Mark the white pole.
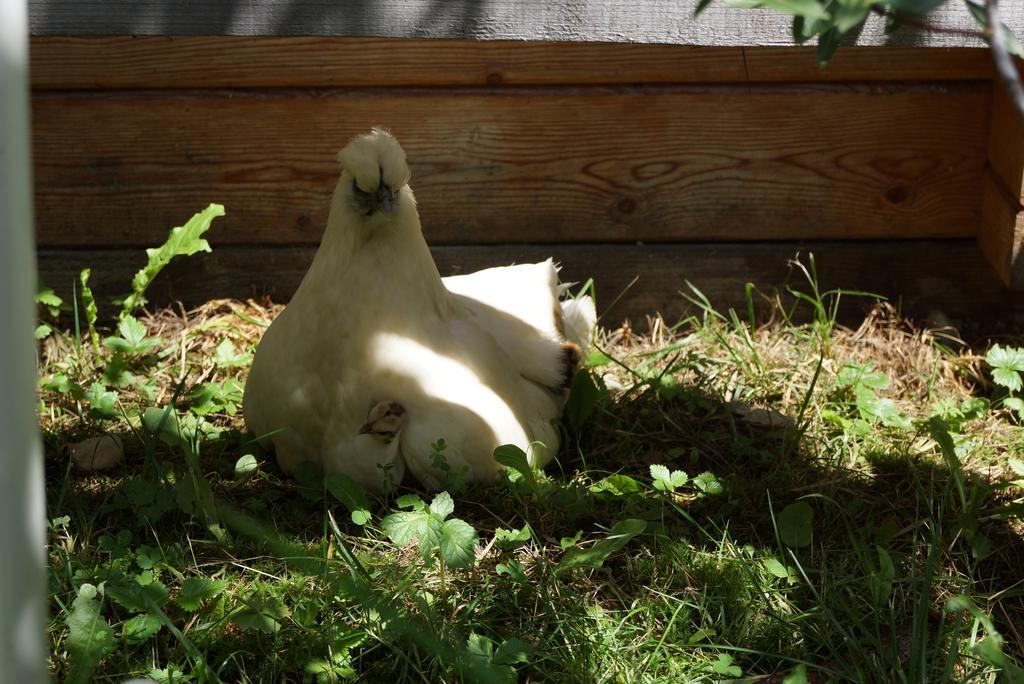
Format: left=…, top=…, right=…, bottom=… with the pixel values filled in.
left=0, top=0, right=47, bottom=682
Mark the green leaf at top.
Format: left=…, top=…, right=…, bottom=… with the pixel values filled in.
left=380, top=510, right=430, bottom=548
left=121, top=203, right=224, bottom=317
left=439, top=518, right=478, bottom=569
left=234, top=454, right=259, bottom=482
left=430, top=491, right=455, bottom=519
left=65, top=583, right=117, bottom=684
left=565, top=370, right=600, bottom=431
left=650, top=464, right=688, bottom=491
left=494, top=444, right=539, bottom=493
left=558, top=519, right=646, bottom=572
left=777, top=501, right=814, bottom=548
left=884, top=0, right=947, bottom=14
left=178, top=577, right=228, bottom=611
left=966, top=1, right=1024, bottom=58
left=987, top=345, right=1024, bottom=392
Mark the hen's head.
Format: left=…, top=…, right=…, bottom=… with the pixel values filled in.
left=337, top=129, right=411, bottom=217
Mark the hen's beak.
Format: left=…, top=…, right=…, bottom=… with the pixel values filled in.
left=375, top=184, right=394, bottom=214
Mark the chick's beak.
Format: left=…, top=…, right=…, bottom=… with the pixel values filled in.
left=375, top=184, right=394, bottom=214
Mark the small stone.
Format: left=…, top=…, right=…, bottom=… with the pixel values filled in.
left=726, top=401, right=796, bottom=430
left=66, top=434, right=124, bottom=472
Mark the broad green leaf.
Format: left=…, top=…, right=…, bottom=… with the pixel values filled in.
left=566, top=369, right=600, bottom=431
left=231, top=597, right=289, bottom=634
left=558, top=519, right=646, bottom=572
left=590, top=473, right=643, bottom=498
left=65, top=583, right=117, bottom=684
left=381, top=510, right=430, bottom=547
left=142, top=406, right=187, bottom=450
left=885, top=0, right=946, bottom=13
left=35, top=287, right=63, bottom=311
left=832, top=0, right=870, bottom=33
left=987, top=344, right=1024, bottom=392
left=837, top=362, right=889, bottom=390
left=783, top=663, right=810, bottom=684
left=762, top=557, right=789, bottom=579
left=494, top=638, right=533, bottom=666
left=494, top=523, right=532, bottom=550
left=35, top=323, right=53, bottom=339
left=439, top=518, right=478, bottom=568
left=121, top=613, right=162, bottom=644
left=419, top=514, right=446, bottom=560
left=870, top=546, right=895, bottom=605
left=234, top=454, right=259, bottom=482
left=395, top=493, right=426, bottom=510
left=85, top=382, right=118, bottom=419
left=213, top=338, right=251, bottom=367
left=121, top=204, right=224, bottom=317
left=777, top=501, right=813, bottom=548
left=79, top=268, right=99, bottom=353
left=584, top=351, right=613, bottom=368
left=1003, top=397, right=1024, bottom=420
left=324, top=473, right=372, bottom=523
left=711, top=652, right=743, bottom=677
left=693, top=471, right=724, bottom=495
left=430, top=491, right=455, bottom=519
left=106, top=577, right=169, bottom=613
left=650, top=463, right=688, bottom=491
left=177, top=577, right=228, bottom=611
left=855, top=385, right=912, bottom=430
left=496, top=559, right=529, bottom=583
left=494, top=444, right=539, bottom=493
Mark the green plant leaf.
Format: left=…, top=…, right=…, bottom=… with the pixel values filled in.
left=832, top=0, right=870, bottom=33
left=884, top=0, right=946, bottom=13
left=177, top=577, right=228, bottom=611
left=106, top=577, right=170, bottom=613
left=231, top=596, right=289, bottom=634
left=35, top=323, right=53, bottom=339
left=966, top=1, right=1024, bottom=58
left=783, top=663, right=810, bottom=684
left=777, top=501, right=814, bottom=548
left=494, top=444, right=539, bottom=493
left=439, top=518, right=478, bottom=569
left=988, top=344, right=1024, bottom=392
left=855, top=385, right=913, bottom=430
left=650, top=463, right=688, bottom=491
left=324, top=473, right=372, bottom=524
left=430, top=491, right=455, bottom=519
left=79, top=268, right=99, bottom=353
left=121, top=204, right=224, bottom=317
left=494, top=638, right=533, bottom=666
left=121, top=613, right=162, bottom=645
left=1003, top=397, right=1024, bottom=420
left=693, top=471, right=724, bottom=495
left=65, top=583, right=117, bottom=684
left=496, top=559, right=529, bottom=584
left=234, top=454, right=259, bottom=482
left=837, top=362, right=889, bottom=389
left=762, top=557, right=789, bottom=579
left=558, top=519, right=646, bottom=572
left=565, top=369, right=600, bottom=431
left=590, top=473, right=643, bottom=498
left=711, top=652, right=743, bottom=677
left=494, top=523, right=532, bottom=550
left=381, top=510, right=430, bottom=548
left=85, top=382, right=118, bottom=419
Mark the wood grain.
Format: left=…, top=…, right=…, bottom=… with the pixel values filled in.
left=743, top=47, right=994, bottom=82
left=979, top=83, right=1024, bottom=289
left=29, top=39, right=995, bottom=90
left=32, top=84, right=990, bottom=248
left=27, top=0, right=1022, bottom=49
left=29, top=38, right=747, bottom=88
left=36, top=241, right=1024, bottom=332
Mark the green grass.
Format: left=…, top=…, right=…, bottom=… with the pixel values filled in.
left=39, top=256, right=1024, bottom=683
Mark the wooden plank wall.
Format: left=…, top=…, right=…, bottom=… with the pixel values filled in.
left=28, top=38, right=1024, bottom=328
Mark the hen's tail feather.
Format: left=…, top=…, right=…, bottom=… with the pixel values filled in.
left=560, top=295, right=596, bottom=350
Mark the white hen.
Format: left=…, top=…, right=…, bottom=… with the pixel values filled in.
left=243, top=129, right=596, bottom=493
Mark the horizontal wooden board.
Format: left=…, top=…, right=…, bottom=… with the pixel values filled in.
left=36, top=241, right=1024, bottom=333
left=29, top=38, right=745, bottom=88
left=743, top=47, right=993, bottom=82
left=28, top=39, right=995, bottom=90
left=28, top=0, right=1021, bottom=49
left=32, top=84, right=990, bottom=248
